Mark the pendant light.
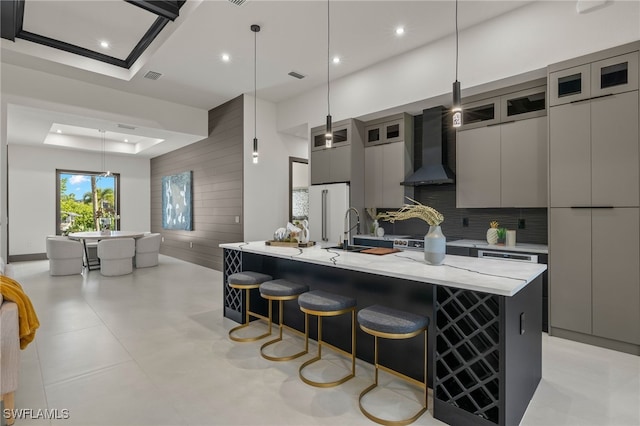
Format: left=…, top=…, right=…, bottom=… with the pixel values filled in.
left=99, top=129, right=112, bottom=177
left=251, top=24, right=260, bottom=164
left=452, top=0, right=462, bottom=128
left=324, top=0, right=332, bottom=147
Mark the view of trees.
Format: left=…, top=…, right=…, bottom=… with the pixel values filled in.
left=59, top=175, right=117, bottom=234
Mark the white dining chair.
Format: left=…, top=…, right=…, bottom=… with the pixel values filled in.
left=135, top=233, right=161, bottom=268
left=97, top=238, right=135, bottom=276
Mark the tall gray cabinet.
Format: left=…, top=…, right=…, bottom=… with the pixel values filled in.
left=548, top=42, right=640, bottom=353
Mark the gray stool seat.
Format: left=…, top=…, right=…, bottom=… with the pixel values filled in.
left=358, top=305, right=430, bottom=335
left=298, top=290, right=356, bottom=313
left=260, top=279, right=308, bottom=298
left=228, top=271, right=273, bottom=287
left=227, top=271, right=273, bottom=342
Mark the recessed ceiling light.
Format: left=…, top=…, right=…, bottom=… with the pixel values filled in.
left=395, top=26, right=405, bottom=36
left=124, top=139, right=129, bottom=143
left=221, top=53, right=231, bottom=62
left=100, top=41, right=110, bottom=49
left=332, top=56, right=341, bottom=64
left=56, top=129, right=62, bottom=134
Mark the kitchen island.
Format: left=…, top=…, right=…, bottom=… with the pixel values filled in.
left=220, top=241, right=546, bottom=426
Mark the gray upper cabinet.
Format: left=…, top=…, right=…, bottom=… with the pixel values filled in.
left=365, top=141, right=411, bottom=208
left=500, top=86, right=547, bottom=122
left=456, top=85, right=548, bottom=208
left=456, top=125, right=501, bottom=208
left=363, top=113, right=413, bottom=208
left=500, top=117, right=548, bottom=207
left=591, top=52, right=639, bottom=97
left=459, top=97, right=501, bottom=130
left=549, top=63, right=591, bottom=106
left=591, top=91, right=639, bottom=207
left=310, top=119, right=361, bottom=185
left=549, top=87, right=639, bottom=208
left=548, top=101, right=592, bottom=207
left=364, top=113, right=412, bottom=147
left=550, top=51, right=638, bottom=106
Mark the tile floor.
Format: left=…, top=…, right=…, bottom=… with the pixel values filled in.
left=7, top=256, right=640, bottom=425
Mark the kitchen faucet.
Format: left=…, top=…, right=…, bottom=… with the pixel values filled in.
left=343, top=207, right=361, bottom=249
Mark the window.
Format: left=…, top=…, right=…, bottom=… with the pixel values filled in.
left=56, top=170, right=120, bottom=234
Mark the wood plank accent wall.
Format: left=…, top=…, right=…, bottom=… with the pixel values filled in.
left=150, top=96, right=244, bottom=271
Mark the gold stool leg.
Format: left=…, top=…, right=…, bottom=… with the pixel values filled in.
left=229, top=287, right=272, bottom=342
left=358, top=330, right=429, bottom=426
left=260, top=298, right=308, bottom=361
left=299, top=309, right=356, bottom=388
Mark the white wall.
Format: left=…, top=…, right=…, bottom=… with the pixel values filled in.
left=8, top=144, right=150, bottom=255
left=1, top=63, right=208, bottom=137
left=243, top=95, right=308, bottom=241
left=277, top=0, right=640, bottom=132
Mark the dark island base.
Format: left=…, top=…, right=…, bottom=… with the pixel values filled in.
left=223, top=249, right=542, bottom=426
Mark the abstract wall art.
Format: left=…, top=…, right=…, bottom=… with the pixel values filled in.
left=162, top=171, right=192, bottom=230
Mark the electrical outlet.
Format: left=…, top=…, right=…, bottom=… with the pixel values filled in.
left=161, top=236, right=164, bottom=242
left=189, top=242, right=193, bottom=248
left=462, top=217, right=469, bottom=227
left=518, top=219, right=526, bottom=229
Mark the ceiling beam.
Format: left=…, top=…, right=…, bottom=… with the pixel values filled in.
left=17, top=31, right=128, bottom=68
left=124, top=1, right=183, bottom=21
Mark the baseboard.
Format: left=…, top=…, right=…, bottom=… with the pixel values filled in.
left=8, top=253, right=47, bottom=263
left=549, top=327, right=640, bottom=356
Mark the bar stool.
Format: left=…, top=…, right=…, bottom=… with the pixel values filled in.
left=357, top=305, right=430, bottom=426
left=227, top=271, right=273, bottom=342
left=297, top=290, right=356, bottom=388
left=259, top=279, right=309, bottom=361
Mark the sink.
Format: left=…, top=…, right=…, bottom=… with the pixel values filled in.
left=331, top=244, right=369, bottom=252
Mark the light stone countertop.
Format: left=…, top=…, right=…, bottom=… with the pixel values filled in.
left=219, top=241, right=547, bottom=297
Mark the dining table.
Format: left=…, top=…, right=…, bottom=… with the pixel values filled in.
left=68, top=231, right=148, bottom=270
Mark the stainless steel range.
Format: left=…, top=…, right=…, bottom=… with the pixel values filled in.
left=392, top=236, right=426, bottom=251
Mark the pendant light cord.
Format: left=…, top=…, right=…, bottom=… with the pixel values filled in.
left=254, top=28, right=257, bottom=140
left=327, top=0, right=330, bottom=116
left=455, top=0, right=459, bottom=81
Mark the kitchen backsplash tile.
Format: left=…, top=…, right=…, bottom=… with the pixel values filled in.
left=376, top=185, right=548, bottom=245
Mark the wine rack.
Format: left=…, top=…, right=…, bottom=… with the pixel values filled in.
left=223, top=249, right=243, bottom=315
left=435, top=286, right=501, bottom=424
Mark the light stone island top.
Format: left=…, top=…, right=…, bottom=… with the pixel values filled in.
left=219, top=241, right=547, bottom=297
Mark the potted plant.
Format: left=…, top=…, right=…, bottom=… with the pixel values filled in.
left=496, top=228, right=507, bottom=245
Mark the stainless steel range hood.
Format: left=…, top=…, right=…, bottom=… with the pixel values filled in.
left=401, top=106, right=455, bottom=186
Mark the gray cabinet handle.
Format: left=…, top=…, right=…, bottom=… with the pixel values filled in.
left=570, top=206, right=614, bottom=209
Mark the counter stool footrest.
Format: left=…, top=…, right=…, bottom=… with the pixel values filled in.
left=260, top=334, right=308, bottom=361
left=299, top=355, right=355, bottom=388
left=359, top=383, right=428, bottom=426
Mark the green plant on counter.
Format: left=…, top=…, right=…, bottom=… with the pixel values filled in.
left=496, top=228, right=507, bottom=241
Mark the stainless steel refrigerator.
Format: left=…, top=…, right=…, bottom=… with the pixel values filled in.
left=308, top=183, right=350, bottom=247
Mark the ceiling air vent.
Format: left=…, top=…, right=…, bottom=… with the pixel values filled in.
left=228, top=0, right=247, bottom=5
left=117, top=124, right=137, bottom=130
left=288, top=71, right=305, bottom=79
left=143, top=70, right=162, bottom=80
